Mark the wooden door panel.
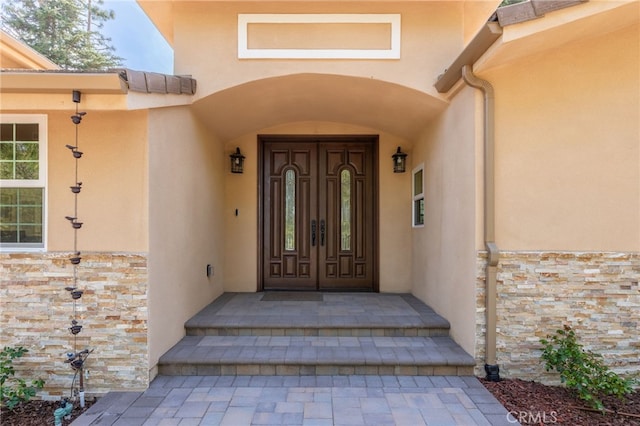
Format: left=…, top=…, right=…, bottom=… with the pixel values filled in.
left=318, top=142, right=374, bottom=290
left=269, top=178, right=282, bottom=260
left=261, top=137, right=376, bottom=291
left=263, top=142, right=317, bottom=290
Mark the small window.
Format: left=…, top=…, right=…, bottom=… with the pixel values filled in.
left=412, top=165, right=424, bottom=227
left=340, top=169, right=352, bottom=251
left=0, top=115, right=47, bottom=250
left=284, top=169, right=296, bottom=251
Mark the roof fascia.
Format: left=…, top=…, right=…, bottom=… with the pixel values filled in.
left=0, top=72, right=128, bottom=94
left=137, top=0, right=174, bottom=46
left=0, top=72, right=193, bottom=111
left=0, top=92, right=129, bottom=111
left=126, top=91, right=193, bottom=110
left=0, top=30, right=60, bottom=70
left=434, top=21, right=503, bottom=94
left=474, top=0, right=638, bottom=73
left=434, top=0, right=632, bottom=93
left=499, top=0, right=635, bottom=44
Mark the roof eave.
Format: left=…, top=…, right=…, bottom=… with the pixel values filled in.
left=434, top=21, right=503, bottom=94
left=0, top=29, right=60, bottom=70
left=0, top=71, right=128, bottom=94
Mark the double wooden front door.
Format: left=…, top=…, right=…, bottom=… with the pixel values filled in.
left=261, top=136, right=377, bottom=291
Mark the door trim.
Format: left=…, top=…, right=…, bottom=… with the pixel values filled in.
left=257, top=135, right=379, bottom=292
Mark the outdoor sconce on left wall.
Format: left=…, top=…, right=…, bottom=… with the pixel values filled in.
left=230, top=147, right=245, bottom=174
left=392, top=146, right=407, bottom=173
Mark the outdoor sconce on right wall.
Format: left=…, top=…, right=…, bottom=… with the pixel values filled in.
left=392, top=146, right=407, bottom=173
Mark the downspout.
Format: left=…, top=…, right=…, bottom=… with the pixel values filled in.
left=461, top=65, right=501, bottom=381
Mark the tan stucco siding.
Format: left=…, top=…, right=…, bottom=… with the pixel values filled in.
left=410, top=88, right=479, bottom=356
left=46, top=110, right=148, bottom=252
left=172, top=2, right=464, bottom=99
left=484, top=22, right=639, bottom=252
left=223, top=121, right=412, bottom=294
left=147, top=106, right=225, bottom=372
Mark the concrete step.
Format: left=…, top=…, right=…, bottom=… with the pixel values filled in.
left=186, top=326, right=450, bottom=337
left=184, top=292, right=452, bottom=337
left=157, top=335, right=476, bottom=377
left=157, top=293, right=476, bottom=377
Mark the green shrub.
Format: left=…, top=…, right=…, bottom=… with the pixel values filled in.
left=540, top=325, right=636, bottom=411
left=0, top=346, right=45, bottom=410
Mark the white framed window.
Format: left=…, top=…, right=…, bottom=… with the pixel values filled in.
left=412, top=164, right=424, bottom=227
left=0, top=114, right=47, bottom=250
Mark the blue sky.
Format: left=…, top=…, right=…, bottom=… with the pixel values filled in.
left=102, top=0, right=173, bottom=74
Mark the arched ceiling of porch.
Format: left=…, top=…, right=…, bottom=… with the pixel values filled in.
left=190, top=73, right=448, bottom=142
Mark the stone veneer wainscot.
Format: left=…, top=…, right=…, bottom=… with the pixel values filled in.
left=475, top=251, right=640, bottom=383
left=0, top=252, right=148, bottom=398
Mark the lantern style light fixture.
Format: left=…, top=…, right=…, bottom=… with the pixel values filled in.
left=230, top=147, right=245, bottom=174
left=392, top=146, right=407, bottom=173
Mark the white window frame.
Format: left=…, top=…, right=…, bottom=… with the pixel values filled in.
left=412, top=163, right=424, bottom=228
left=0, top=114, right=48, bottom=251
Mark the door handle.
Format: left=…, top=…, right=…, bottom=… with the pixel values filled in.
left=311, top=220, right=317, bottom=246
left=320, top=220, right=325, bottom=246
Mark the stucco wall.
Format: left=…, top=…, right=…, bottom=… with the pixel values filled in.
left=147, top=106, right=226, bottom=375
left=172, top=2, right=465, bottom=99
left=485, top=22, right=639, bottom=252
left=410, top=87, right=480, bottom=357
left=223, top=122, right=412, bottom=294
left=47, top=110, right=148, bottom=252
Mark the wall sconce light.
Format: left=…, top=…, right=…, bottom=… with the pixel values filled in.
left=230, top=147, right=245, bottom=174
left=392, top=146, right=407, bottom=173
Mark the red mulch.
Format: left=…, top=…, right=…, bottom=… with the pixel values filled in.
left=482, top=378, right=640, bottom=425
left=0, top=399, right=94, bottom=426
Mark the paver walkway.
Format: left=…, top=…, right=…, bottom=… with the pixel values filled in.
left=73, top=293, right=518, bottom=424
left=72, top=375, right=518, bottom=425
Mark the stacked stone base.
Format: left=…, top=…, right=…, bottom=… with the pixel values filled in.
left=3, top=250, right=637, bottom=397
left=476, top=251, right=640, bottom=383
left=0, top=252, right=149, bottom=399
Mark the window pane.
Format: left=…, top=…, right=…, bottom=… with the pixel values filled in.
left=19, top=225, right=42, bottom=242
left=19, top=188, right=43, bottom=205
left=16, top=143, right=38, bottom=161
left=0, top=162, right=13, bottom=179
left=0, top=225, right=19, bottom=243
left=414, top=169, right=423, bottom=196
left=1, top=206, right=17, bottom=222
left=414, top=198, right=424, bottom=226
left=0, top=187, right=43, bottom=245
left=341, top=169, right=351, bottom=251
left=284, top=169, right=296, bottom=251
left=15, top=162, right=38, bottom=180
left=0, top=143, right=13, bottom=160
left=15, top=123, right=38, bottom=141
left=0, top=124, right=13, bottom=142
left=0, top=188, right=18, bottom=204
left=0, top=118, right=44, bottom=248
left=19, top=206, right=42, bottom=223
